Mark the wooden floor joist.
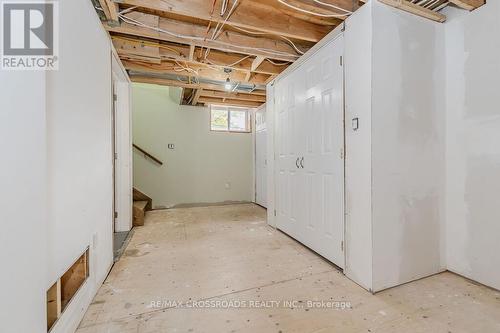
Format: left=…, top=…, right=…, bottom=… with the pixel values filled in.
left=378, top=0, right=446, bottom=22
left=449, top=0, right=485, bottom=11
left=95, top=0, right=485, bottom=107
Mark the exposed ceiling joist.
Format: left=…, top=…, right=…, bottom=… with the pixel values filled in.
left=448, top=0, right=485, bottom=11
left=200, top=90, right=266, bottom=103
left=98, top=0, right=119, bottom=23
left=112, top=36, right=289, bottom=76
left=105, top=11, right=308, bottom=62
left=122, top=60, right=270, bottom=85
left=117, top=0, right=331, bottom=42
left=191, top=89, right=202, bottom=105
left=198, top=96, right=262, bottom=108
left=378, top=0, right=446, bottom=22
left=131, top=75, right=266, bottom=96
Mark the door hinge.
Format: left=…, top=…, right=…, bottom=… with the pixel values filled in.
left=340, top=148, right=344, bottom=159
left=114, top=152, right=118, bottom=160
left=340, top=56, right=343, bottom=66
left=274, top=210, right=277, bottom=217
left=113, top=94, right=118, bottom=101
left=114, top=211, right=118, bottom=219
left=341, top=241, right=344, bottom=252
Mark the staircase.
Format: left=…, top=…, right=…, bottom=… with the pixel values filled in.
left=133, top=187, right=152, bottom=227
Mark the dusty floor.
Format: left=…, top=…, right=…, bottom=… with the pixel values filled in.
left=77, top=204, right=500, bottom=333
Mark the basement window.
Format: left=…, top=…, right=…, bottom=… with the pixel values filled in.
left=210, top=106, right=251, bottom=133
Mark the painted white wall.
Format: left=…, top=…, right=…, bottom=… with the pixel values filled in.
left=444, top=1, right=500, bottom=291
left=113, top=54, right=133, bottom=232
left=370, top=1, right=447, bottom=292
left=344, top=2, right=374, bottom=291
left=0, top=71, right=47, bottom=333
left=45, top=0, right=115, bottom=332
left=132, top=83, right=254, bottom=208
left=1, top=1, right=118, bottom=332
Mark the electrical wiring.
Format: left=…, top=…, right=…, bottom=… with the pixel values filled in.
left=118, top=13, right=300, bottom=59
left=230, top=25, right=305, bottom=55
left=312, top=0, right=352, bottom=14
left=119, top=6, right=138, bottom=15
left=265, top=58, right=291, bottom=66
left=220, top=0, right=229, bottom=16
left=214, top=0, right=239, bottom=40
left=277, top=0, right=350, bottom=18
left=205, top=54, right=251, bottom=68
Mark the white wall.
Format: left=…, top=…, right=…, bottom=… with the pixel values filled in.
left=0, top=71, right=47, bottom=333
left=370, top=2, right=446, bottom=292
left=444, top=1, right=500, bottom=291
left=46, top=0, right=115, bottom=332
left=132, top=83, right=254, bottom=208
left=344, top=2, right=374, bottom=291
left=1, top=1, right=118, bottom=332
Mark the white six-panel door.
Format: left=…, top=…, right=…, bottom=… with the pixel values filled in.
left=275, top=35, right=345, bottom=268
left=255, top=106, right=267, bottom=207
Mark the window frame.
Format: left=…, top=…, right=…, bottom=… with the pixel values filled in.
left=210, top=105, right=252, bottom=133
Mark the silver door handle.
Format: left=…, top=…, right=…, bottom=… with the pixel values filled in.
left=296, top=157, right=300, bottom=168
left=300, top=157, right=304, bottom=169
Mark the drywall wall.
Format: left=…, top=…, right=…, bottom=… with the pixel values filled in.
left=132, top=83, right=254, bottom=208
left=0, top=71, right=47, bottom=333
left=344, top=2, right=374, bottom=291
left=370, top=1, right=446, bottom=292
left=45, top=0, right=115, bottom=331
left=444, top=1, right=500, bottom=291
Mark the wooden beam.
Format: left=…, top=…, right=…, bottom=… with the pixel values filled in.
left=448, top=0, right=485, bottom=10
left=112, top=36, right=289, bottom=75
left=118, top=0, right=330, bottom=42
left=122, top=60, right=270, bottom=85
left=105, top=13, right=308, bottom=62
left=251, top=56, right=266, bottom=72
left=378, top=0, right=446, bottom=22
left=198, top=96, right=262, bottom=108
left=112, top=38, right=161, bottom=64
left=131, top=75, right=266, bottom=96
left=200, top=90, right=266, bottom=103
left=188, top=44, right=195, bottom=62
left=192, top=89, right=202, bottom=105
left=98, top=0, right=119, bottom=23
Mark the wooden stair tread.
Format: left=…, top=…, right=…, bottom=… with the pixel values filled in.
left=133, top=200, right=148, bottom=210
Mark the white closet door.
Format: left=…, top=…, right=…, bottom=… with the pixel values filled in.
left=275, top=35, right=345, bottom=268
left=255, top=107, right=267, bottom=207
left=276, top=68, right=306, bottom=240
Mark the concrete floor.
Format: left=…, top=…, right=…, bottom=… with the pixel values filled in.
left=77, top=204, right=500, bottom=333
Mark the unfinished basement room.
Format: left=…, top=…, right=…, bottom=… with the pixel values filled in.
left=2, top=0, right=500, bottom=332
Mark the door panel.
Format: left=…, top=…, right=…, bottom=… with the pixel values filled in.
left=274, top=35, right=345, bottom=268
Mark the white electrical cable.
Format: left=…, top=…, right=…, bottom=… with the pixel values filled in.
left=214, top=0, right=239, bottom=40
left=277, top=0, right=350, bottom=18
left=220, top=0, right=229, bottom=16
left=118, top=13, right=300, bottom=59
left=231, top=25, right=305, bottom=55
left=312, top=0, right=352, bottom=14
left=266, top=58, right=291, bottom=66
